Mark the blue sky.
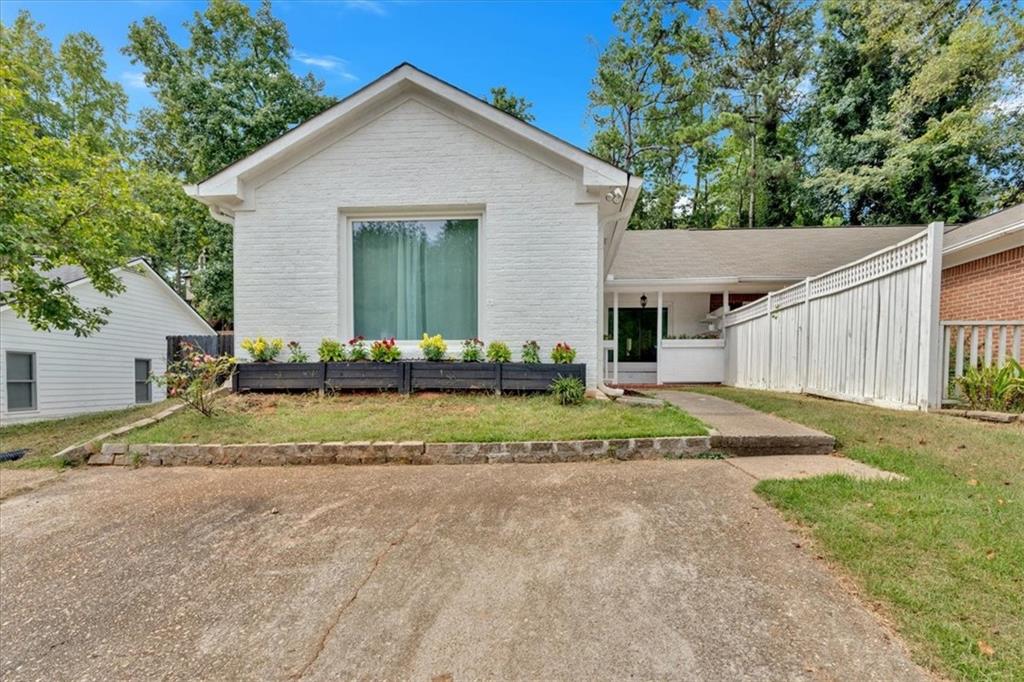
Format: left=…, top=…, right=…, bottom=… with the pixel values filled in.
left=3, top=0, right=626, bottom=148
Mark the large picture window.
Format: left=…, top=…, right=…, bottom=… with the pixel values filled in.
left=352, top=218, right=478, bottom=340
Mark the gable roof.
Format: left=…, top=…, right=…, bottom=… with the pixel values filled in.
left=607, top=225, right=927, bottom=284
left=185, top=62, right=637, bottom=212
left=1, top=258, right=214, bottom=334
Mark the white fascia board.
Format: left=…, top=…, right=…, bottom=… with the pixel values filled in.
left=604, top=275, right=800, bottom=290
left=185, top=64, right=631, bottom=206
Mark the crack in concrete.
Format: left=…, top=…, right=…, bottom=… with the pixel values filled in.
left=290, top=518, right=421, bottom=679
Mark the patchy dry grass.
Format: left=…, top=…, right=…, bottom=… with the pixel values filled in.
left=682, top=386, right=1024, bottom=681
left=122, top=392, right=706, bottom=445
left=0, top=401, right=176, bottom=469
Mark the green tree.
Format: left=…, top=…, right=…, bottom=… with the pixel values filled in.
left=0, top=14, right=157, bottom=336
left=0, top=66, right=157, bottom=335
left=124, top=0, right=336, bottom=326
left=589, top=0, right=717, bottom=230
left=707, top=0, right=815, bottom=227
left=488, top=86, right=535, bottom=122
left=805, top=0, right=1024, bottom=224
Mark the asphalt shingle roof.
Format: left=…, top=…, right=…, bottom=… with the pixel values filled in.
left=609, top=225, right=928, bottom=281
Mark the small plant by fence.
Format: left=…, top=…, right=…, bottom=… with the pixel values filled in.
left=941, top=321, right=1024, bottom=402
left=166, top=334, right=234, bottom=364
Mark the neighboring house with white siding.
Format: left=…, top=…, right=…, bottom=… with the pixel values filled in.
left=185, top=63, right=641, bottom=388
left=1, top=259, right=214, bottom=424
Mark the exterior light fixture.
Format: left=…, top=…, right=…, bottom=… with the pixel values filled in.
left=640, top=293, right=648, bottom=309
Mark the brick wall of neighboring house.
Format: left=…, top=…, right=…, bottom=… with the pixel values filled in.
left=940, top=246, right=1024, bottom=320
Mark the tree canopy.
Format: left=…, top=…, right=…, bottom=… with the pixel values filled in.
left=122, top=0, right=336, bottom=326
left=487, top=86, right=536, bottom=122
left=0, top=13, right=156, bottom=336
left=590, top=0, right=1024, bottom=229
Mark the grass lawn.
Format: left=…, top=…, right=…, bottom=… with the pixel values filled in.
left=0, top=400, right=176, bottom=470
left=684, top=385, right=1023, bottom=681
left=124, top=392, right=706, bottom=444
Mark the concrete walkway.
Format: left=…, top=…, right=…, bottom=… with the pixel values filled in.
left=656, top=390, right=836, bottom=456
left=727, top=455, right=906, bottom=482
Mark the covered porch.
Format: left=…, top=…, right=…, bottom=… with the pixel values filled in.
left=602, top=279, right=789, bottom=386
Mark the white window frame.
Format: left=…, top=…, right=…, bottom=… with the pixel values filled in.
left=134, top=358, right=152, bottom=404
left=5, top=350, right=37, bottom=412
left=341, top=210, right=486, bottom=351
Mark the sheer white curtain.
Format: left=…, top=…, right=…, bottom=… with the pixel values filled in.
left=353, top=219, right=478, bottom=340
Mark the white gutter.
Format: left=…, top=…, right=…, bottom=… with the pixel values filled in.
left=942, top=218, right=1024, bottom=254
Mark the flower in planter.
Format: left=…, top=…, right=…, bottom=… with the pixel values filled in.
left=486, top=340, right=512, bottom=363
left=318, top=338, right=347, bottom=362
left=551, top=341, right=576, bottom=364
left=348, top=336, right=369, bottom=361
left=419, top=333, right=447, bottom=361
left=521, top=340, right=541, bottom=364
left=241, top=337, right=283, bottom=362
left=286, top=341, right=310, bottom=363
left=461, top=338, right=485, bottom=362
left=370, top=337, right=402, bottom=363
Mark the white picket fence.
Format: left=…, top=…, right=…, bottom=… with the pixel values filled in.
left=723, top=223, right=944, bottom=410
left=941, top=321, right=1024, bottom=400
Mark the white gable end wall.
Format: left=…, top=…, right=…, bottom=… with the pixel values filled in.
left=234, top=97, right=602, bottom=384
left=1, top=268, right=213, bottom=424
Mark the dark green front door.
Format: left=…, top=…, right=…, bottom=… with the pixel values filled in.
left=608, top=307, right=667, bottom=362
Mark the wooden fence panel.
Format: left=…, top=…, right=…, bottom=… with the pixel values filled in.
left=722, top=224, right=944, bottom=410
left=166, top=334, right=234, bottom=364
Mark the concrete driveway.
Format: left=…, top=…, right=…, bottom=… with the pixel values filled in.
left=0, top=462, right=925, bottom=681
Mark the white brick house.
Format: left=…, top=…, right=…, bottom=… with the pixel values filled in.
left=186, top=63, right=641, bottom=387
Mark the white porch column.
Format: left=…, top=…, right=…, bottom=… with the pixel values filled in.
left=723, top=291, right=730, bottom=314
left=656, top=290, right=663, bottom=385
left=613, top=291, right=619, bottom=385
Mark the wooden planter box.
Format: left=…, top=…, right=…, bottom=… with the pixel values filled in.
left=409, top=362, right=500, bottom=392
left=501, top=363, right=586, bottom=391
left=233, top=361, right=587, bottom=394
left=325, top=362, right=406, bottom=393
left=233, top=362, right=324, bottom=392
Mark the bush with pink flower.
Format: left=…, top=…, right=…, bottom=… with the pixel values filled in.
left=154, top=343, right=236, bottom=417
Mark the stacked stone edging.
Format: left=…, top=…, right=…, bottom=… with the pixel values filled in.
left=87, top=436, right=712, bottom=467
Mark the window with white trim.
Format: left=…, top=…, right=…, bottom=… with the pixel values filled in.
left=6, top=352, right=36, bottom=411
left=352, top=218, right=478, bottom=339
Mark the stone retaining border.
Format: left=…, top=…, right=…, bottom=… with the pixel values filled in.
left=87, top=436, right=712, bottom=467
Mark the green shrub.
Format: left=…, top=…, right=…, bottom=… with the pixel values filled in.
left=956, top=358, right=1024, bottom=412
left=486, top=340, right=512, bottom=363
left=153, top=346, right=236, bottom=417
left=286, top=341, right=309, bottom=363
left=550, top=375, right=585, bottom=405
left=521, top=340, right=541, bottom=364
left=370, top=338, right=401, bottom=363
left=550, top=342, right=576, bottom=364
left=462, top=338, right=484, bottom=362
left=318, top=338, right=347, bottom=362
left=419, top=333, right=447, bottom=361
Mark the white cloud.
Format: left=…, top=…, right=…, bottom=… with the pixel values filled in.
left=294, top=53, right=359, bottom=81
left=343, top=0, right=388, bottom=16
left=121, top=71, right=148, bottom=89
